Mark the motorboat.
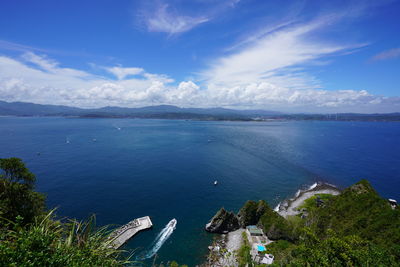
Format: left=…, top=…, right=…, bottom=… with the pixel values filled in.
left=168, top=218, right=177, bottom=230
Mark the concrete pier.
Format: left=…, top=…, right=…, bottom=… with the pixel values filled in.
left=109, top=216, right=153, bottom=249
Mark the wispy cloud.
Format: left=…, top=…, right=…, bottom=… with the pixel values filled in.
left=0, top=40, right=50, bottom=53
left=137, top=0, right=240, bottom=35
left=104, top=66, right=144, bottom=80
left=201, top=16, right=363, bottom=89
left=144, top=3, right=209, bottom=34
left=371, top=47, right=400, bottom=61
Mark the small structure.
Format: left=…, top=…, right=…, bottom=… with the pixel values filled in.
left=253, top=244, right=274, bottom=265
left=109, top=216, right=153, bottom=249
left=246, top=225, right=264, bottom=237
left=260, top=254, right=274, bottom=265
left=388, top=199, right=397, bottom=210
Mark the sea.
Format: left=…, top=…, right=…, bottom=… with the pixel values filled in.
left=1, top=117, right=399, bottom=266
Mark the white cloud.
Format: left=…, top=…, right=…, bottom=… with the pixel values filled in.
left=201, top=17, right=360, bottom=89
left=22, top=52, right=59, bottom=72
left=371, top=48, right=400, bottom=61
left=142, top=3, right=209, bottom=34
left=137, top=0, right=241, bottom=35
left=0, top=52, right=399, bottom=113
left=105, top=66, right=144, bottom=80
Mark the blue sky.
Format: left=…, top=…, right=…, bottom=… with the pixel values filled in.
left=0, top=0, right=399, bottom=112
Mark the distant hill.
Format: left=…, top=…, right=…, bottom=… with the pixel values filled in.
left=1, top=100, right=399, bottom=121
left=0, top=100, right=280, bottom=120
left=0, top=101, right=81, bottom=116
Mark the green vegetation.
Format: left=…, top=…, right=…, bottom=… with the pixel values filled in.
left=239, top=180, right=400, bottom=266
left=0, top=158, right=45, bottom=226
left=2, top=157, right=399, bottom=266
left=237, top=231, right=252, bottom=267
left=297, top=193, right=333, bottom=212
left=0, top=158, right=130, bottom=266
left=259, top=204, right=299, bottom=242
left=238, top=200, right=268, bottom=226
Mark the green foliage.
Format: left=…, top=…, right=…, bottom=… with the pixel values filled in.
left=0, top=158, right=45, bottom=226
left=0, top=157, right=134, bottom=267
left=290, top=234, right=398, bottom=266
left=0, top=210, right=130, bottom=267
left=265, top=240, right=296, bottom=265
left=298, top=193, right=333, bottom=212
left=238, top=179, right=400, bottom=266
left=0, top=157, right=35, bottom=186
left=259, top=204, right=299, bottom=241
left=305, top=180, right=400, bottom=257
left=238, top=200, right=268, bottom=226
left=237, top=231, right=253, bottom=267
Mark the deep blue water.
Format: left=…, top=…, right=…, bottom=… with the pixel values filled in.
left=1, top=117, right=400, bottom=266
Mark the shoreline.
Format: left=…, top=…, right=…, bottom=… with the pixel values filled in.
left=204, top=182, right=341, bottom=266
left=275, top=182, right=341, bottom=218
left=205, top=229, right=244, bottom=267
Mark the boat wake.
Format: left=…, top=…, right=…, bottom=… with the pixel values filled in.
left=142, top=219, right=177, bottom=259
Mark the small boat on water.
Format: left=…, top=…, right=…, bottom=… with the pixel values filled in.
left=168, top=218, right=177, bottom=229
left=214, top=180, right=218, bottom=186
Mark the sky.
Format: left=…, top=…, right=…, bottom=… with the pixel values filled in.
left=0, top=0, right=399, bottom=113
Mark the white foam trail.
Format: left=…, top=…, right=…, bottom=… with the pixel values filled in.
left=143, top=219, right=176, bottom=259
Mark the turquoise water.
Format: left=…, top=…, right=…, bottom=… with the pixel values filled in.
left=1, top=117, right=400, bottom=266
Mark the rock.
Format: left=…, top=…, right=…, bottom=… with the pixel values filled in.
left=237, top=200, right=268, bottom=226
left=205, top=208, right=241, bottom=233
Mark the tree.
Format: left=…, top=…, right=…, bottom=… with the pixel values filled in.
left=0, top=158, right=45, bottom=226
left=0, top=157, right=35, bottom=187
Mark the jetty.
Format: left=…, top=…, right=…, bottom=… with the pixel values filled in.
left=109, top=216, right=153, bottom=249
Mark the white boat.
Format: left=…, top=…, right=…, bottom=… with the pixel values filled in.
left=214, top=180, right=218, bottom=185
left=168, top=218, right=177, bottom=229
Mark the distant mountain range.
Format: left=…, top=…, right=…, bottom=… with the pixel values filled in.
left=1, top=100, right=399, bottom=121
left=0, top=100, right=280, bottom=120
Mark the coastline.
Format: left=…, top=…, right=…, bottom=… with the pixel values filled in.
left=204, top=182, right=341, bottom=266
left=275, top=182, right=341, bottom=218
left=204, top=229, right=244, bottom=267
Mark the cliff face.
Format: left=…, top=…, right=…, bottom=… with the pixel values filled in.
left=205, top=208, right=241, bottom=233
left=237, top=200, right=268, bottom=226
left=205, top=200, right=270, bottom=234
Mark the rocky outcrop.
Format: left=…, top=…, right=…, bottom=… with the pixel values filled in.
left=205, top=208, right=241, bottom=233
left=237, top=200, right=268, bottom=226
